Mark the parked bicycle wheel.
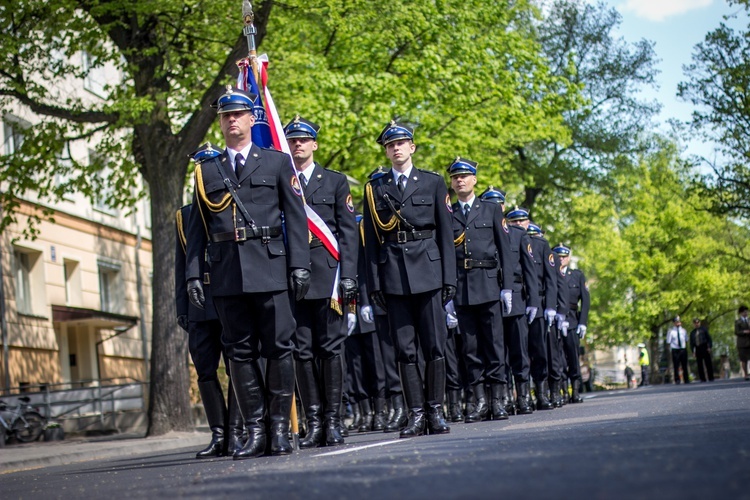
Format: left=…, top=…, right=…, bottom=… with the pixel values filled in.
left=12, top=411, right=45, bottom=442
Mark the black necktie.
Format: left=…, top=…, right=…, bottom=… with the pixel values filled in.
left=235, top=153, right=245, bottom=178
left=300, top=174, right=308, bottom=191
left=677, top=329, right=682, bottom=349
left=398, top=174, right=406, bottom=193
left=464, top=204, right=470, bottom=218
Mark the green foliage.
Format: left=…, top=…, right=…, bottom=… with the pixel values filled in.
left=565, top=138, right=750, bottom=350
left=678, top=9, right=750, bottom=218
left=262, top=0, right=578, bottom=201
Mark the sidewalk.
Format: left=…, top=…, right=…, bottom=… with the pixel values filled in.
left=0, top=430, right=210, bottom=474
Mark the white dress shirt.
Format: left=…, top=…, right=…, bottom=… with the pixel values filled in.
left=666, top=326, right=688, bottom=349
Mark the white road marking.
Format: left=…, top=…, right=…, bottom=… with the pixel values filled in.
left=312, top=439, right=402, bottom=457
left=501, top=412, right=639, bottom=431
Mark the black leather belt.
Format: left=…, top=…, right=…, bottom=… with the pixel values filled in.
left=383, top=229, right=433, bottom=243
left=463, top=258, right=498, bottom=269
left=210, top=226, right=282, bottom=243
left=310, top=237, right=323, bottom=248
left=569, top=305, right=578, bottom=311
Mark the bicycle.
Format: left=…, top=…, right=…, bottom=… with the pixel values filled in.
left=0, top=396, right=46, bottom=443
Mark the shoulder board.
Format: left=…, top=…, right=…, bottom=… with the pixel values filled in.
left=368, top=166, right=388, bottom=181
left=189, top=142, right=222, bottom=164
left=417, top=168, right=441, bottom=177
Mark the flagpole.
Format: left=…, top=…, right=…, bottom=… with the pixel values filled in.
left=241, top=0, right=261, bottom=84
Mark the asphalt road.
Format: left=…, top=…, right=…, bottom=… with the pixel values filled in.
left=1, top=379, right=749, bottom=499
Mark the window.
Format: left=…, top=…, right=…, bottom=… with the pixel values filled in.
left=98, top=259, right=122, bottom=313
left=90, top=149, right=118, bottom=215
left=14, top=251, right=32, bottom=315
left=3, top=118, right=26, bottom=155
left=55, top=143, right=73, bottom=189
left=13, top=247, right=46, bottom=317
left=64, top=259, right=82, bottom=307
left=82, top=51, right=107, bottom=98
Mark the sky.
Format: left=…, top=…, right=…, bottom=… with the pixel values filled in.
left=589, top=0, right=747, bottom=159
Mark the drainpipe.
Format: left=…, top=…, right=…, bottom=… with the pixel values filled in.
left=0, top=205, right=9, bottom=394
left=135, top=226, right=149, bottom=385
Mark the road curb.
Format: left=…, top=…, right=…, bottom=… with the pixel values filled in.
left=0, top=431, right=209, bottom=474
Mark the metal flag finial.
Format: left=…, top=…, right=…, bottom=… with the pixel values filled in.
left=241, top=0, right=257, bottom=56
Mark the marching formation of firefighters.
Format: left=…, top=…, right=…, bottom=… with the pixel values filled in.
left=175, top=85, right=591, bottom=460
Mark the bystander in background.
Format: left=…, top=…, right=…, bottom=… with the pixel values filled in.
left=734, top=306, right=750, bottom=381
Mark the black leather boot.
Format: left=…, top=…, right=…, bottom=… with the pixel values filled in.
left=447, top=389, right=463, bottom=423
left=196, top=379, right=228, bottom=458
left=322, top=355, right=345, bottom=446
left=296, top=359, right=324, bottom=449
left=464, top=384, right=488, bottom=423
left=503, top=382, right=516, bottom=416
left=516, top=380, right=534, bottom=415
left=228, top=360, right=267, bottom=460
left=489, top=384, right=509, bottom=420
left=561, top=379, right=569, bottom=405
left=425, top=358, right=450, bottom=435
left=399, top=363, right=426, bottom=438
left=225, top=380, right=245, bottom=455
left=550, top=379, right=563, bottom=408
left=384, top=394, right=408, bottom=432
left=535, top=380, right=554, bottom=410
left=372, top=397, right=387, bottom=431
left=348, top=400, right=362, bottom=431
left=358, top=399, right=373, bottom=432
left=570, top=378, right=584, bottom=404
left=464, top=389, right=476, bottom=418
left=267, top=356, right=295, bottom=455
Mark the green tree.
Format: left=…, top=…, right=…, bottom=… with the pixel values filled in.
left=511, top=0, right=659, bottom=220
left=678, top=3, right=750, bottom=218
left=262, top=0, right=577, bottom=199
left=565, top=139, right=750, bottom=379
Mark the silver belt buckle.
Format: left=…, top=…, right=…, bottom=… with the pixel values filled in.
left=464, top=259, right=472, bottom=269
left=234, top=226, right=247, bottom=242
left=397, top=231, right=408, bottom=243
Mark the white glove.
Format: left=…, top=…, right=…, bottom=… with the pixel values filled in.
left=545, top=309, right=556, bottom=323
left=444, top=300, right=456, bottom=315
left=577, top=324, right=587, bottom=340
left=347, top=312, right=357, bottom=336
left=556, top=313, right=566, bottom=329
left=500, top=290, right=512, bottom=314
left=562, top=321, right=569, bottom=337
left=446, top=312, right=459, bottom=329
left=526, top=306, right=538, bottom=324
left=360, top=305, right=374, bottom=324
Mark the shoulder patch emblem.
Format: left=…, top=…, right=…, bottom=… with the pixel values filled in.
left=346, top=194, right=355, bottom=213
left=291, top=175, right=302, bottom=197
left=527, top=243, right=534, bottom=258
left=445, top=194, right=453, bottom=213
left=548, top=253, right=555, bottom=267
left=502, top=218, right=509, bottom=233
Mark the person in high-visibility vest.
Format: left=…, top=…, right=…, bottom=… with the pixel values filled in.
left=638, top=343, right=650, bottom=386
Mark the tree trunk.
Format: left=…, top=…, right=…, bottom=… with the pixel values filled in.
left=146, top=147, right=193, bottom=436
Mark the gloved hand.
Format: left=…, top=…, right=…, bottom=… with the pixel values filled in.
left=187, top=279, right=205, bottom=309
left=555, top=313, right=566, bottom=330
left=500, top=289, right=512, bottom=314
left=446, top=312, right=459, bottom=329
left=347, top=312, right=357, bottom=336
left=177, top=315, right=189, bottom=332
left=370, top=290, right=387, bottom=311
left=289, top=268, right=311, bottom=301
left=577, top=324, right=587, bottom=340
left=442, top=284, right=456, bottom=306
left=339, top=278, right=358, bottom=304
left=545, top=309, right=556, bottom=324
left=360, top=305, right=374, bottom=324
left=562, top=321, right=569, bottom=337
left=526, top=306, right=538, bottom=324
